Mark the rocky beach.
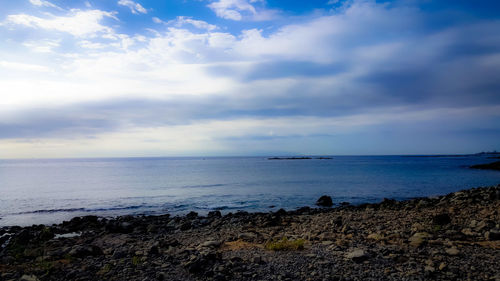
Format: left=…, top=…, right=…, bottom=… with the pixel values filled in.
left=1, top=185, right=499, bottom=281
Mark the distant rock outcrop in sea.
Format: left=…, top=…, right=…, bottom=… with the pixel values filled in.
left=268, top=157, right=333, bottom=160
left=470, top=161, right=500, bottom=171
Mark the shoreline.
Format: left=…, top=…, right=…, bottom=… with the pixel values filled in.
left=1, top=185, right=499, bottom=280
left=2, top=155, right=500, bottom=229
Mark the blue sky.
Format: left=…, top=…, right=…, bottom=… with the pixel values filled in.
left=0, top=0, right=499, bottom=158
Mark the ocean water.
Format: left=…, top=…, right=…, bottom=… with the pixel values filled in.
left=1, top=156, right=499, bottom=227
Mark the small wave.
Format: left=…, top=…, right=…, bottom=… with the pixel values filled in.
left=90, top=205, right=146, bottom=212
left=173, top=204, right=188, bottom=208
left=9, top=205, right=159, bottom=216
left=183, top=184, right=226, bottom=188
left=120, top=195, right=175, bottom=200
left=235, top=200, right=259, bottom=205
left=12, top=208, right=86, bottom=215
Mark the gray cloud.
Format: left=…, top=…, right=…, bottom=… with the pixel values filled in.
left=208, top=61, right=347, bottom=82
left=1, top=0, right=500, bottom=155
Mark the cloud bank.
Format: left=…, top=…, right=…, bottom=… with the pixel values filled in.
left=0, top=0, right=499, bottom=157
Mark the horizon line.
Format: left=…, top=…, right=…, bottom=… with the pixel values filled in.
left=1, top=152, right=498, bottom=161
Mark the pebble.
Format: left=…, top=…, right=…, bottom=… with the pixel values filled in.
left=238, top=232, right=257, bottom=241
left=201, top=240, right=222, bottom=248
left=445, top=247, right=460, bottom=256
left=345, top=249, right=368, bottom=263
left=439, top=262, right=447, bottom=270
left=19, top=275, right=40, bottom=281
left=409, top=232, right=431, bottom=247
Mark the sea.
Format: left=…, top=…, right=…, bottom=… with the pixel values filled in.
left=1, top=155, right=499, bottom=227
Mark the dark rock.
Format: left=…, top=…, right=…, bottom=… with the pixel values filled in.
left=156, top=272, right=168, bottom=281
left=69, top=245, right=103, bottom=258
left=46, top=247, right=71, bottom=259
left=295, top=206, right=311, bottom=214
left=186, top=212, right=198, bottom=219
left=81, top=215, right=99, bottom=223
left=381, top=198, right=396, bottom=207
left=62, top=217, right=82, bottom=231
left=213, top=274, right=227, bottom=281
left=485, top=228, right=500, bottom=241
left=207, top=211, right=222, bottom=218
left=15, top=229, right=34, bottom=245
left=268, top=157, right=312, bottom=160
left=180, top=222, right=192, bottom=231
left=234, top=211, right=249, bottom=217
left=148, top=243, right=159, bottom=256
left=316, top=195, right=333, bottom=207
left=332, top=216, right=343, bottom=227
left=105, top=220, right=133, bottom=233
left=184, top=251, right=219, bottom=274
left=62, top=216, right=100, bottom=232
left=38, top=227, right=54, bottom=241
left=444, top=230, right=467, bottom=241
left=275, top=208, right=287, bottom=217
left=112, top=248, right=127, bottom=259
left=432, top=213, right=451, bottom=225
left=123, top=221, right=138, bottom=233
left=262, top=214, right=281, bottom=227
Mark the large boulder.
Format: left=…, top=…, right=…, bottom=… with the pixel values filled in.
left=316, top=195, right=333, bottom=207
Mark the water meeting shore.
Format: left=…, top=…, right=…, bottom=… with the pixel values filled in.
left=1, top=185, right=499, bottom=281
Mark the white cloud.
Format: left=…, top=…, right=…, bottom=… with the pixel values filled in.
left=117, top=0, right=148, bottom=14
left=0, top=1, right=491, bottom=108
left=153, top=16, right=218, bottom=31
left=207, top=0, right=276, bottom=21
left=78, top=40, right=106, bottom=49
left=4, top=9, right=118, bottom=37
left=176, top=17, right=218, bottom=31
left=0, top=61, right=51, bottom=72
left=23, top=39, right=61, bottom=53
left=29, top=0, right=63, bottom=10
left=208, top=0, right=255, bottom=20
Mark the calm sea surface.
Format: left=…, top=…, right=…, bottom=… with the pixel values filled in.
left=1, top=156, right=499, bottom=226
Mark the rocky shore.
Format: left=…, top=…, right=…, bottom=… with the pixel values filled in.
left=1, top=185, right=499, bottom=281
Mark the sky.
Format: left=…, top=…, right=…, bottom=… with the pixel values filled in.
left=0, top=0, right=499, bottom=158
